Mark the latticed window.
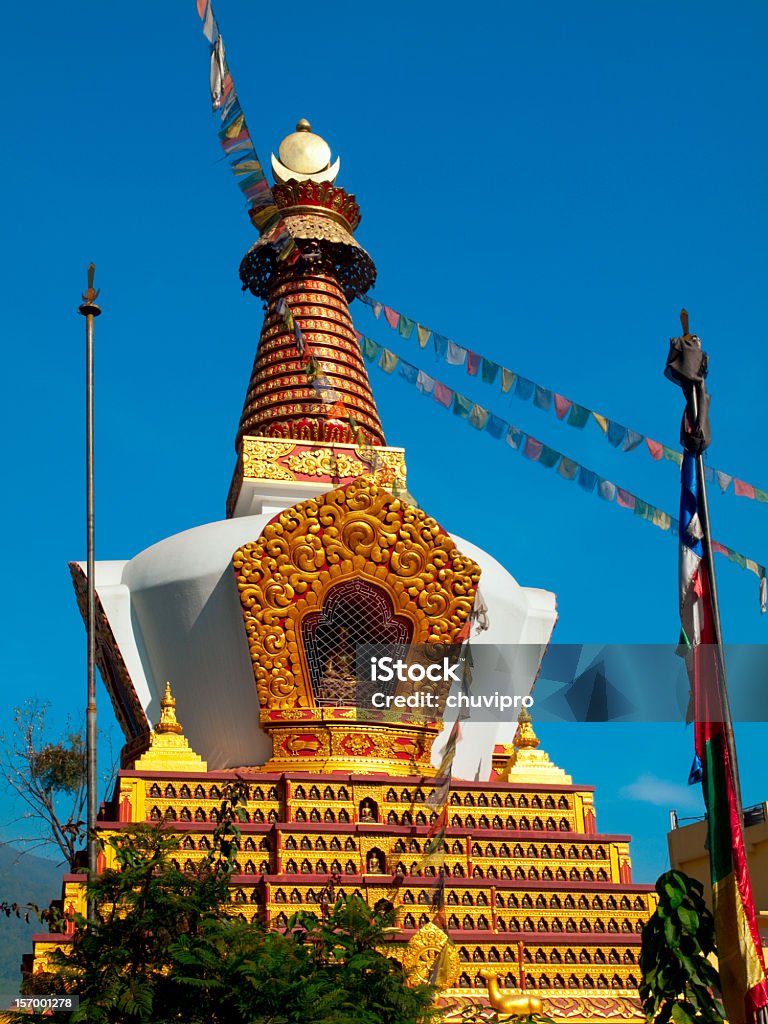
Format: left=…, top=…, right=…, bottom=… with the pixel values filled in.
left=301, top=578, right=413, bottom=705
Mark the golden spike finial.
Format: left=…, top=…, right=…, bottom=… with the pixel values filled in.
left=513, top=707, right=540, bottom=750
left=680, top=308, right=690, bottom=338
left=156, top=681, right=183, bottom=735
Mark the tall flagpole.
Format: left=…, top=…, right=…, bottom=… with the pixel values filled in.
left=678, top=310, right=743, bottom=815
left=78, top=264, right=100, bottom=918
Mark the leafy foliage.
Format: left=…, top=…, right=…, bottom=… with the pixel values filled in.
left=639, top=870, right=725, bottom=1024
left=18, top=782, right=436, bottom=1024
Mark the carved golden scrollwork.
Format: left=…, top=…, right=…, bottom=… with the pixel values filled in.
left=232, top=477, right=481, bottom=711
left=402, top=922, right=460, bottom=988
left=285, top=449, right=366, bottom=478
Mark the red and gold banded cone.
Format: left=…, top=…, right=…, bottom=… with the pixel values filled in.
left=236, top=262, right=385, bottom=448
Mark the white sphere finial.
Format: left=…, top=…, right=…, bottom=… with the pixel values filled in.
left=272, top=118, right=340, bottom=184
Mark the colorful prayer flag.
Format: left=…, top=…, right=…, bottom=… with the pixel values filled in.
left=554, top=394, right=572, bottom=420
left=481, top=358, right=500, bottom=384
left=558, top=457, right=579, bottom=481
left=446, top=340, right=467, bottom=366
left=486, top=413, right=506, bottom=439
left=383, top=306, right=400, bottom=329
left=534, top=385, right=552, bottom=411
left=734, top=479, right=757, bottom=499
left=398, top=315, right=415, bottom=340
left=567, top=404, right=590, bottom=428
left=433, top=382, right=453, bottom=408
left=378, top=348, right=399, bottom=374
left=514, top=376, right=534, bottom=401
left=417, top=324, right=431, bottom=348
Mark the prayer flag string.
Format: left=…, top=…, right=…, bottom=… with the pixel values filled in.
left=197, top=1, right=296, bottom=262
left=356, top=295, right=768, bottom=506
left=361, top=337, right=767, bottom=611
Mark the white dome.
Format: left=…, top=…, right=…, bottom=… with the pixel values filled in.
left=89, top=512, right=556, bottom=775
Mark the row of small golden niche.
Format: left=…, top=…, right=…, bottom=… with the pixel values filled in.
left=144, top=781, right=574, bottom=812
left=146, top=804, right=576, bottom=832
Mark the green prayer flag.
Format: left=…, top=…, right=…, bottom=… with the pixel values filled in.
left=361, top=335, right=380, bottom=360
left=452, top=393, right=473, bottom=419
left=728, top=549, right=747, bottom=570
left=567, top=404, right=590, bottom=428
left=398, top=315, right=415, bottom=340
left=754, top=488, right=768, bottom=504
left=539, top=445, right=560, bottom=469
left=662, top=446, right=683, bottom=467
left=536, top=444, right=561, bottom=468
left=481, top=359, right=500, bottom=384
left=634, top=499, right=652, bottom=521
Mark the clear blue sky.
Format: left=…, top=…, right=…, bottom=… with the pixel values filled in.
left=2, top=1, right=768, bottom=882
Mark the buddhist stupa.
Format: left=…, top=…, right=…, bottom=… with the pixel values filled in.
left=31, top=122, right=655, bottom=1023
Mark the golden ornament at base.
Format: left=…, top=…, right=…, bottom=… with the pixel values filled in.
left=403, top=922, right=460, bottom=988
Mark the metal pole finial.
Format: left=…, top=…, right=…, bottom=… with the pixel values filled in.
left=79, top=262, right=102, bottom=317
left=680, top=308, right=690, bottom=338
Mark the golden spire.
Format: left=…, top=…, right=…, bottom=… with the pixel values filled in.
left=131, top=682, right=207, bottom=772
left=494, top=708, right=571, bottom=784
left=156, top=681, right=183, bottom=735
left=513, top=707, right=540, bottom=750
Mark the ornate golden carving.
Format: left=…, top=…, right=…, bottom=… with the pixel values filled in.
left=403, top=922, right=460, bottom=988
left=262, top=721, right=439, bottom=774
left=247, top=459, right=296, bottom=482
left=233, top=477, right=481, bottom=713
left=285, top=449, right=366, bottom=479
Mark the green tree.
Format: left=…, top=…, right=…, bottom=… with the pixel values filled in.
left=20, top=785, right=435, bottom=1024
left=0, top=701, right=89, bottom=870
left=640, top=869, right=725, bottom=1024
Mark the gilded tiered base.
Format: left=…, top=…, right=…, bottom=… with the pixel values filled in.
left=30, top=758, right=655, bottom=1023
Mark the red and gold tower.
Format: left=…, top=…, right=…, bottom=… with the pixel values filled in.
left=228, top=120, right=404, bottom=519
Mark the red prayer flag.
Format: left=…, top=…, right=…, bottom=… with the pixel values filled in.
left=383, top=306, right=400, bottom=329
left=734, top=479, right=756, bottom=499
left=197, top=0, right=208, bottom=17
left=554, top=394, right=572, bottom=420
left=617, top=488, right=636, bottom=509
left=646, top=438, right=664, bottom=460
left=467, top=351, right=481, bottom=376
left=523, top=438, right=543, bottom=462
left=433, top=382, right=453, bottom=408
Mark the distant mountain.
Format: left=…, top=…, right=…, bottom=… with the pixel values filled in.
left=0, top=845, right=63, bottom=993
